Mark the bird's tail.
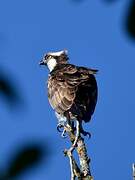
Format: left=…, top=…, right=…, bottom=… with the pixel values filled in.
left=88, top=68, right=98, bottom=74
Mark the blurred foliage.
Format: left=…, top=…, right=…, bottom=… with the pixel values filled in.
left=125, top=0, right=135, bottom=39
left=0, top=143, right=49, bottom=180
left=0, top=69, right=51, bottom=179
left=0, top=70, right=23, bottom=108
left=70, top=0, right=135, bottom=41
left=0, top=0, right=135, bottom=179
left=0, top=65, right=51, bottom=180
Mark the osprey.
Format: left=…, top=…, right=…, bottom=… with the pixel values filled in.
left=40, top=50, right=98, bottom=150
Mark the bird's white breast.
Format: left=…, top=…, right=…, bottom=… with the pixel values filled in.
left=47, top=58, right=57, bottom=72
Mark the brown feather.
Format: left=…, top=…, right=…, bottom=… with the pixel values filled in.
left=47, top=64, right=98, bottom=122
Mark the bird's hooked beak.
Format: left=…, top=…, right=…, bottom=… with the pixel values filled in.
left=39, top=58, right=47, bottom=66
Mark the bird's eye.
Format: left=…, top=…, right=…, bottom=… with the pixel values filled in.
left=45, top=55, right=52, bottom=60
left=48, top=55, right=52, bottom=59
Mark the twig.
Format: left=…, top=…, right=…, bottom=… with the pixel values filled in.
left=64, top=124, right=94, bottom=180
left=67, top=150, right=75, bottom=180
left=64, top=149, right=81, bottom=180
left=77, top=137, right=91, bottom=178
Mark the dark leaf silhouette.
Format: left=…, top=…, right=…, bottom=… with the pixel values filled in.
left=125, top=0, right=135, bottom=39
left=5, top=144, right=44, bottom=179
left=0, top=70, right=23, bottom=108
left=0, top=143, right=49, bottom=180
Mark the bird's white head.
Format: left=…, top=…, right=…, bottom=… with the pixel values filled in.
left=39, top=50, right=69, bottom=72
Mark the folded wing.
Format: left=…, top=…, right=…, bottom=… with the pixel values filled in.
left=47, top=64, right=98, bottom=121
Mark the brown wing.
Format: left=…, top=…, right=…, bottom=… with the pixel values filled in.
left=72, top=71, right=98, bottom=122
left=47, top=65, right=78, bottom=114
left=47, top=64, right=98, bottom=118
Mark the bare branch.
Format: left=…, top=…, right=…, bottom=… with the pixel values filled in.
left=64, top=149, right=81, bottom=180
left=64, top=124, right=94, bottom=180
left=77, top=138, right=91, bottom=178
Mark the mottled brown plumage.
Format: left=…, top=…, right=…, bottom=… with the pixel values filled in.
left=40, top=50, right=98, bottom=145
left=48, top=64, right=98, bottom=122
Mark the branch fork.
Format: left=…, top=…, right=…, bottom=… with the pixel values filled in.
left=62, top=123, right=94, bottom=180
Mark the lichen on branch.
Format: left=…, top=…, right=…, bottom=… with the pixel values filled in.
left=63, top=124, right=94, bottom=180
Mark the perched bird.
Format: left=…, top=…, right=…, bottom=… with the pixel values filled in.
left=40, top=50, right=98, bottom=151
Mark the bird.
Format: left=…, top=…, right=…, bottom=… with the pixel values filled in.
left=39, top=50, right=98, bottom=151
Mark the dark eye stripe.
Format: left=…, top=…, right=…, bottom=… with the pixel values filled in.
left=53, top=56, right=58, bottom=59
left=45, top=55, right=48, bottom=59
left=45, top=55, right=52, bottom=59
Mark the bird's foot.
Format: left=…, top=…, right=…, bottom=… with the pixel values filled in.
left=57, top=123, right=64, bottom=132
left=56, top=112, right=68, bottom=137
left=61, top=129, right=67, bottom=138
left=81, top=129, right=91, bottom=139
left=57, top=123, right=67, bottom=138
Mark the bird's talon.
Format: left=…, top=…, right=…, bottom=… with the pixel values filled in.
left=81, top=131, right=91, bottom=139
left=61, top=129, right=67, bottom=138
left=57, top=124, right=64, bottom=132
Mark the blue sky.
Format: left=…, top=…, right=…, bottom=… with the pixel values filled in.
left=0, top=0, right=135, bottom=179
